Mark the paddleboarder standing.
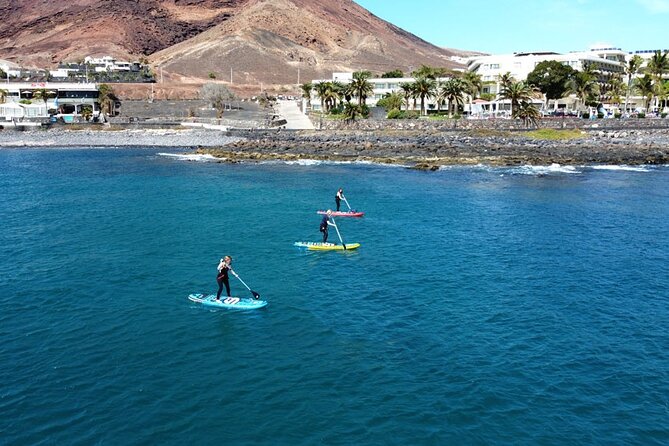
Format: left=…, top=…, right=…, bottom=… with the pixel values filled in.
left=335, top=188, right=345, bottom=212
left=319, top=210, right=334, bottom=243
left=216, top=256, right=232, bottom=301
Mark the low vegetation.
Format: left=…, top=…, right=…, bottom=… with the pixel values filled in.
left=466, top=129, right=513, bottom=138
left=524, top=129, right=587, bottom=140
left=387, top=109, right=419, bottom=119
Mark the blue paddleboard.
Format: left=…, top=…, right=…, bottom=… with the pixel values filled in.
left=188, top=293, right=268, bottom=310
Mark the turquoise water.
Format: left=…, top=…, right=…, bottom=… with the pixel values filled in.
left=1, top=148, right=668, bottom=445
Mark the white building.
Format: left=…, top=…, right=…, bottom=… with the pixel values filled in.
left=629, top=49, right=669, bottom=75
left=84, top=56, right=134, bottom=73
left=49, top=67, right=81, bottom=78
left=308, top=73, right=452, bottom=112
left=0, top=82, right=100, bottom=121
left=305, top=46, right=668, bottom=117
left=467, top=48, right=626, bottom=96
left=306, top=72, right=545, bottom=118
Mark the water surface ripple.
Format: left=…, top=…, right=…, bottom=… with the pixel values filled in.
left=1, top=148, right=668, bottom=445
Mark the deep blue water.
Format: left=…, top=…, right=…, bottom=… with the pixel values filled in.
left=1, top=148, right=668, bottom=445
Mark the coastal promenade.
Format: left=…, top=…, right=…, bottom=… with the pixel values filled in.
left=276, top=100, right=315, bottom=130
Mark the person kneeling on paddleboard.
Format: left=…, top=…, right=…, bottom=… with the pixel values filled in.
left=335, top=188, right=345, bottom=212
left=216, top=256, right=232, bottom=301
left=319, top=210, right=335, bottom=243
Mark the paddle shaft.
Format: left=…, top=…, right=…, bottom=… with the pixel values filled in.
left=230, top=269, right=261, bottom=299
left=330, top=216, right=347, bottom=250
left=343, top=196, right=352, bottom=211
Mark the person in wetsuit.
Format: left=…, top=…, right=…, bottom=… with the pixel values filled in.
left=319, top=210, right=334, bottom=243
left=335, top=188, right=345, bottom=212
left=216, top=256, right=232, bottom=301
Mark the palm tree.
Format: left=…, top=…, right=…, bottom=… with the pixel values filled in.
left=349, top=71, right=374, bottom=106
left=300, top=82, right=313, bottom=108
left=340, top=82, right=354, bottom=105
left=0, top=88, right=7, bottom=104
left=343, top=102, right=363, bottom=123
left=32, top=88, right=56, bottom=113
left=98, top=83, right=118, bottom=121
left=634, top=74, right=655, bottom=113
left=81, top=104, right=93, bottom=122
left=624, top=55, right=643, bottom=113
left=439, top=78, right=466, bottom=118
left=412, top=65, right=437, bottom=79
left=605, top=75, right=625, bottom=106
left=331, top=81, right=347, bottom=109
left=321, top=82, right=340, bottom=113
left=498, top=80, right=534, bottom=118
left=516, top=101, right=541, bottom=128
left=647, top=50, right=669, bottom=110
left=313, top=81, right=329, bottom=113
left=658, top=80, right=669, bottom=111
left=411, top=82, right=419, bottom=111
left=565, top=71, right=599, bottom=116
left=497, top=72, right=515, bottom=95
left=413, top=76, right=437, bottom=116
left=462, top=71, right=482, bottom=102
left=399, top=82, right=413, bottom=111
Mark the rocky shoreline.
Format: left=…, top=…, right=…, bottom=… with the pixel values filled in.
left=1, top=127, right=668, bottom=168
left=200, top=128, right=669, bottom=168
left=0, top=127, right=241, bottom=148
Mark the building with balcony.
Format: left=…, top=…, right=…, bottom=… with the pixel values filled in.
left=0, top=82, right=101, bottom=122
left=466, top=48, right=626, bottom=96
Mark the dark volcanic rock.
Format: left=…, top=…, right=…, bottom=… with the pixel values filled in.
left=211, top=128, right=669, bottom=167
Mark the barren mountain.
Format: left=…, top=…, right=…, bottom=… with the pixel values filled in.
left=0, top=0, right=241, bottom=66
left=0, top=0, right=463, bottom=85
left=151, top=0, right=462, bottom=84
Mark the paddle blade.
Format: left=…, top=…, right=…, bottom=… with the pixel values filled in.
left=252, top=290, right=261, bottom=300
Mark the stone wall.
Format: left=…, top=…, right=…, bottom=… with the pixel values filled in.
left=311, top=115, right=669, bottom=132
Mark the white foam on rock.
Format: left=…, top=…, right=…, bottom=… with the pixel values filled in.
left=157, top=153, right=218, bottom=162
left=591, top=165, right=651, bottom=172
left=512, top=163, right=580, bottom=175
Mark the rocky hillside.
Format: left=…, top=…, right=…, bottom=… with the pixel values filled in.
left=0, top=0, right=242, bottom=66
left=0, top=0, right=462, bottom=85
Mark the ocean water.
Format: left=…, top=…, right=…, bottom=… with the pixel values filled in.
left=1, top=148, right=668, bottom=445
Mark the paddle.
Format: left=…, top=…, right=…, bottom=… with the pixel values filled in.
left=229, top=269, right=261, bottom=299
left=330, top=216, right=347, bottom=250
left=343, top=196, right=352, bottom=211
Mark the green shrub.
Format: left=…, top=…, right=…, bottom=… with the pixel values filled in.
left=525, top=129, right=586, bottom=140
left=638, top=112, right=646, bottom=118
left=385, top=110, right=421, bottom=119
left=614, top=112, right=622, bottom=119
left=597, top=112, right=605, bottom=119
left=661, top=112, right=667, bottom=119
left=387, top=109, right=402, bottom=119
left=582, top=112, right=590, bottom=119
left=19, top=99, right=32, bottom=104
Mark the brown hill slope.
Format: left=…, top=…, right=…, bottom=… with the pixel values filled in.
left=151, top=0, right=461, bottom=84
left=0, top=0, right=242, bottom=66
left=0, top=0, right=462, bottom=84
